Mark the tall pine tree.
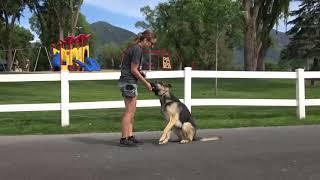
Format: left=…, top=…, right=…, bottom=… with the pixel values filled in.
left=282, top=0, right=320, bottom=71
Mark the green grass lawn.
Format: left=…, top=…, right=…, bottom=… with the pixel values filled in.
left=1, top=78, right=320, bottom=135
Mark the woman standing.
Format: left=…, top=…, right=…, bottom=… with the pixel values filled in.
left=119, top=30, right=157, bottom=147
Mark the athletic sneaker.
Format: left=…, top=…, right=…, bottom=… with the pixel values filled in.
left=128, top=136, right=144, bottom=145
left=119, top=137, right=137, bottom=147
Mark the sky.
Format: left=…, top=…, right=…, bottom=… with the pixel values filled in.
left=19, top=0, right=301, bottom=41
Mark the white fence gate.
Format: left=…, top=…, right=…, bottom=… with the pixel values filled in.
left=1, top=67, right=320, bottom=127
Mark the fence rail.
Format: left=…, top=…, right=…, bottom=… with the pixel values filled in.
left=1, top=68, right=319, bottom=126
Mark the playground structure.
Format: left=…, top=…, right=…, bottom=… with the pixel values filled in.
left=142, top=49, right=172, bottom=70
left=51, top=34, right=100, bottom=71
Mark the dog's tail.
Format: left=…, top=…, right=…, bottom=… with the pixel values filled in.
left=194, top=136, right=222, bottom=142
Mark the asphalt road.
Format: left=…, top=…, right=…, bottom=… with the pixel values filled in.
left=1, top=125, right=320, bottom=180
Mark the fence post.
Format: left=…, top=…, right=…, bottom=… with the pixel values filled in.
left=184, top=67, right=192, bottom=112
left=60, top=70, right=70, bottom=126
left=296, top=68, right=305, bottom=119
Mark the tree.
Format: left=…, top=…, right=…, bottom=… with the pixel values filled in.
left=12, top=26, right=34, bottom=47
left=256, top=0, right=290, bottom=71
left=200, top=0, right=242, bottom=70
left=70, top=0, right=84, bottom=36
left=138, top=0, right=197, bottom=69
left=28, top=0, right=84, bottom=42
left=0, top=0, right=28, bottom=71
left=99, top=43, right=121, bottom=69
left=281, top=0, right=320, bottom=71
left=242, top=0, right=290, bottom=71
left=137, top=0, right=242, bottom=70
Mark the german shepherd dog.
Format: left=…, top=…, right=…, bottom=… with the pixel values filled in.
left=150, top=81, right=221, bottom=144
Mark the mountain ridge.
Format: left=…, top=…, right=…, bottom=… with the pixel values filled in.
left=89, top=21, right=136, bottom=47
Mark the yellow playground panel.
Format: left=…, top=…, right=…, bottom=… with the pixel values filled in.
left=52, top=45, right=90, bottom=66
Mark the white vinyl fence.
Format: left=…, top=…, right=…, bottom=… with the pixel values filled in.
left=1, top=67, right=320, bottom=127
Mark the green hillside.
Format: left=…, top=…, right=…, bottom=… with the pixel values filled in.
left=90, top=21, right=136, bottom=47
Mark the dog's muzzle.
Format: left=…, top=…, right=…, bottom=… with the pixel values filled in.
left=150, top=82, right=160, bottom=95
left=150, top=82, right=156, bottom=89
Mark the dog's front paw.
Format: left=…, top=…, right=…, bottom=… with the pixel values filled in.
left=159, top=134, right=167, bottom=142
left=159, top=133, right=169, bottom=144
left=159, top=138, right=169, bottom=144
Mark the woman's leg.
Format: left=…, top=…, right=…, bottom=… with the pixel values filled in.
left=121, top=96, right=137, bottom=138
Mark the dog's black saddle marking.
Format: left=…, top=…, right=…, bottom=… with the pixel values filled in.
left=160, top=92, right=196, bottom=128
